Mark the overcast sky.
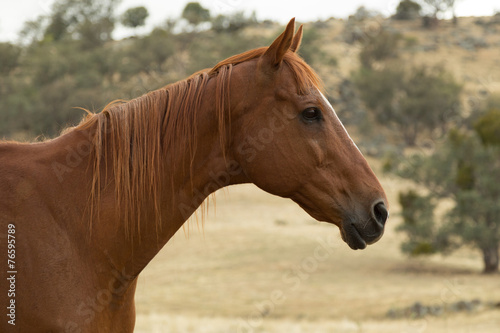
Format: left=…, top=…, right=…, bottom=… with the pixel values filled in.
left=1, top=0, right=498, bottom=42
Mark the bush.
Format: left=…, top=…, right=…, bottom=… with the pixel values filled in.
left=353, top=64, right=462, bottom=146
left=397, top=190, right=437, bottom=256
left=0, top=43, right=21, bottom=75
left=297, top=24, right=336, bottom=67
left=358, top=30, right=402, bottom=69
left=211, top=11, right=257, bottom=33
left=422, top=15, right=439, bottom=29
left=474, top=108, right=500, bottom=146
left=394, top=0, right=422, bottom=20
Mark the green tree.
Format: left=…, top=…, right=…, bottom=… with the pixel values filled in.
left=120, top=28, right=175, bottom=76
left=395, top=0, right=422, bottom=20
left=49, top=0, right=120, bottom=48
left=212, top=11, right=257, bottom=33
left=0, top=43, right=21, bottom=75
left=19, top=17, right=47, bottom=44
left=420, top=0, right=456, bottom=18
left=182, top=2, right=210, bottom=27
left=393, top=123, right=500, bottom=273
left=397, top=190, right=439, bottom=255
left=44, top=11, right=69, bottom=41
left=420, top=0, right=458, bottom=25
left=121, top=6, right=149, bottom=29
left=353, top=64, right=462, bottom=146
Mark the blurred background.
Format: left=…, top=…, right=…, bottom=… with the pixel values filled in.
left=1, top=0, right=499, bottom=332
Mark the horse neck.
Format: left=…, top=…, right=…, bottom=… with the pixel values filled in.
left=74, top=76, right=243, bottom=277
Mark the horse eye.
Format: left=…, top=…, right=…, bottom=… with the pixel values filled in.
left=301, top=107, right=321, bottom=122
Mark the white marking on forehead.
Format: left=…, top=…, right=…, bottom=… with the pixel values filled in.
left=318, top=90, right=335, bottom=115
left=317, top=90, right=363, bottom=155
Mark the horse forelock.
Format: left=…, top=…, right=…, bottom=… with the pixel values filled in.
left=72, top=45, right=321, bottom=240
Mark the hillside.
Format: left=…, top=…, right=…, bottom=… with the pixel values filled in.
left=316, top=16, right=500, bottom=92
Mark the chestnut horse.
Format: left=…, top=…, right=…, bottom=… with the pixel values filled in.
left=0, top=19, right=388, bottom=332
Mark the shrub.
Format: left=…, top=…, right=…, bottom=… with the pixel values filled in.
left=394, top=0, right=422, bottom=20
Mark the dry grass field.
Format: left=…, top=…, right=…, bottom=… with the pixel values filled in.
left=134, top=167, right=500, bottom=332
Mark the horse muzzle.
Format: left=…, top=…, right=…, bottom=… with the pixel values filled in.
left=340, top=201, right=388, bottom=250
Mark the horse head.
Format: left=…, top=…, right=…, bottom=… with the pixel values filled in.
left=228, top=19, right=388, bottom=249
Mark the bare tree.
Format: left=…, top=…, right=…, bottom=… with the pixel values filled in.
left=421, top=0, right=456, bottom=19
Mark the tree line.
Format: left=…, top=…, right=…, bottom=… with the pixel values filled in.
left=0, top=0, right=263, bottom=138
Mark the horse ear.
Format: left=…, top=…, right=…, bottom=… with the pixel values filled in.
left=262, top=18, right=295, bottom=68
left=290, top=24, right=303, bottom=53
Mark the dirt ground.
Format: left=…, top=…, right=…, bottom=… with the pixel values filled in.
left=134, top=172, right=500, bottom=332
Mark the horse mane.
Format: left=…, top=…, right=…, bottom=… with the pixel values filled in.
left=73, top=47, right=322, bottom=239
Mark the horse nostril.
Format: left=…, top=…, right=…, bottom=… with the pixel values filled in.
left=372, top=202, right=388, bottom=226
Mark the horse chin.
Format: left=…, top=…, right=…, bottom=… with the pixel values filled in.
left=340, top=221, right=384, bottom=250
left=304, top=211, right=368, bottom=250
left=290, top=197, right=380, bottom=250
left=340, top=223, right=367, bottom=250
